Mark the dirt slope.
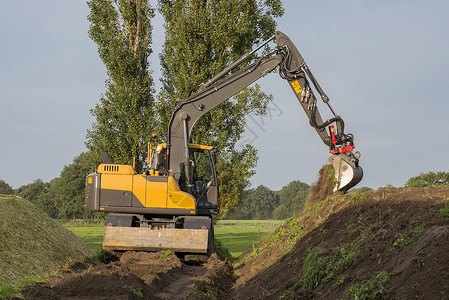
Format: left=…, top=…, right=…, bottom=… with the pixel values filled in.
left=234, top=165, right=340, bottom=286
left=232, top=169, right=449, bottom=299
left=0, top=195, right=94, bottom=286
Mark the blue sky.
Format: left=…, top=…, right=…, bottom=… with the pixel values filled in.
left=1, top=1, right=448, bottom=190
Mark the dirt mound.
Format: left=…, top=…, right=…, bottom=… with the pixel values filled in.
left=232, top=187, right=449, bottom=299
left=17, top=251, right=238, bottom=300
left=234, top=165, right=341, bottom=285
left=19, top=251, right=194, bottom=300
left=0, top=195, right=94, bottom=286
left=21, top=273, right=153, bottom=300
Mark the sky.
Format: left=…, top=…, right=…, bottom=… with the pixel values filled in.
left=1, top=1, right=448, bottom=190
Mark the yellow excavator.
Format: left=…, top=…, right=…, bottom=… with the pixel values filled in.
left=84, top=31, right=363, bottom=255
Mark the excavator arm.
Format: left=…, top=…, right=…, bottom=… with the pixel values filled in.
left=167, top=30, right=363, bottom=192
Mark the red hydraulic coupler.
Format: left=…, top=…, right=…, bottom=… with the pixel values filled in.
left=328, top=125, right=355, bottom=154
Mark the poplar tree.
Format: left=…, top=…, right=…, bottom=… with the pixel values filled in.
left=86, top=0, right=155, bottom=171
left=157, top=0, right=284, bottom=217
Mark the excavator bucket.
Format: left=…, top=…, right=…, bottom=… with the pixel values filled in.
left=329, top=153, right=363, bottom=192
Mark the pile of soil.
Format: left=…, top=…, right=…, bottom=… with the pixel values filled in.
left=0, top=195, right=94, bottom=286
left=19, top=251, right=185, bottom=299
left=232, top=185, right=449, bottom=299
left=17, top=251, right=234, bottom=300
left=234, top=165, right=339, bottom=286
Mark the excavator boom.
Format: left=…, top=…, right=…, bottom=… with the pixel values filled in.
left=168, top=31, right=363, bottom=192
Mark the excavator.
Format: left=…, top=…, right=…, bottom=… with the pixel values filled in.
left=84, top=31, right=363, bottom=255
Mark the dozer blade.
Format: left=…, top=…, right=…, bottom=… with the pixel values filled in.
left=330, top=153, right=363, bottom=192
left=103, top=226, right=209, bottom=254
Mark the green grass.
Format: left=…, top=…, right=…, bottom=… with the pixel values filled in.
left=392, top=222, right=427, bottom=248
left=344, top=271, right=391, bottom=299
left=299, top=245, right=361, bottom=291
left=66, top=220, right=281, bottom=260
left=65, top=226, right=104, bottom=252
left=440, top=202, right=449, bottom=218
left=217, top=220, right=283, bottom=227
left=300, top=247, right=328, bottom=289
left=0, top=284, right=19, bottom=298
left=215, top=222, right=279, bottom=260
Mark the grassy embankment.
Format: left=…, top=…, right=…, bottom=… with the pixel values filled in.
left=66, top=219, right=283, bottom=260
left=0, top=195, right=94, bottom=297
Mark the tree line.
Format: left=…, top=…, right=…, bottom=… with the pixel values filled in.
left=227, top=180, right=309, bottom=220
left=1, top=169, right=448, bottom=220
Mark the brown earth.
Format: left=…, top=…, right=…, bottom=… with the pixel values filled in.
left=185, top=254, right=235, bottom=299
left=13, top=252, right=236, bottom=300
left=306, top=164, right=337, bottom=207
left=233, top=165, right=340, bottom=287
left=231, top=167, right=449, bottom=299
left=15, top=251, right=202, bottom=300
left=8, top=166, right=449, bottom=299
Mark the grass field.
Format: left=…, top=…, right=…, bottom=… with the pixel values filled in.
left=66, top=220, right=283, bottom=260
left=215, top=220, right=282, bottom=259
left=66, top=226, right=104, bottom=253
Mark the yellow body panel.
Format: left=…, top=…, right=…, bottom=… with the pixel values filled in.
left=187, top=143, right=213, bottom=150
left=101, top=173, right=133, bottom=191
left=132, top=175, right=146, bottom=206
left=167, top=176, right=196, bottom=209
left=146, top=179, right=168, bottom=208
left=97, top=161, right=195, bottom=209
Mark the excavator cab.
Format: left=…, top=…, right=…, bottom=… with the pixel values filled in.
left=183, top=147, right=216, bottom=197
left=189, top=146, right=219, bottom=211
left=150, top=143, right=219, bottom=214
